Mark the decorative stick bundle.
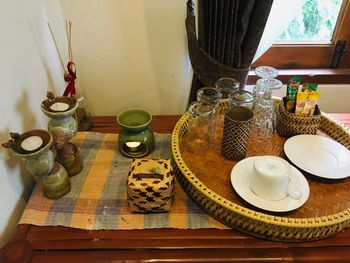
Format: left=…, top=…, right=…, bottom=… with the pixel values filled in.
left=66, top=21, right=73, bottom=62
left=47, top=20, right=76, bottom=97
left=47, top=20, right=91, bottom=131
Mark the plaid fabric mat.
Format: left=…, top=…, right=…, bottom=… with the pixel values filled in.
left=19, top=132, right=228, bottom=230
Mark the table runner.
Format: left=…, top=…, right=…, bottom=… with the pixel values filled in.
left=20, top=132, right=228, bottom=230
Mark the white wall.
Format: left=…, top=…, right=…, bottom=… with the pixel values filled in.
left=0, top=0, right=66, bottom=247
left=59, top=0, right=191, bottom=116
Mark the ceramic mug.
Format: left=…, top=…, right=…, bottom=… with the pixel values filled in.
left=250, top=156, right=301, bottom=201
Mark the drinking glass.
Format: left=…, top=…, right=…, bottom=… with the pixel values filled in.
left=252, top=66, right=283, bottom=138
left=187, top=101, right=216, bottom=147
left=251, top=92, right=275, bottom=138
left=253, top=67, right=282, bottom=100
left=215, top=77, right=240, bottom=99
left=228, top=90, right=254, bottom=110
left=197, top=86, right=222, bottom=135
left=254, top=66, right=279, bottom=79
left=197, top=87, right=222, bottom=107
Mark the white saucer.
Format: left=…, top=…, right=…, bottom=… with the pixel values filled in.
left=230, top=157, right=310, bottom=212
left=284, top=135, right=350, bottom=179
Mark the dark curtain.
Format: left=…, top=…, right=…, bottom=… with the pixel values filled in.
left=187, top=0, right=274, bottom=103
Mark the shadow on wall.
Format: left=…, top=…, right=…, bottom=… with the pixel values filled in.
left=28, top=20, right=60, bottom=96
left=0, top=89, right=38, bottom=245
left=16, top=90, right=38, bottom=133
left=0, top=89, right=38, bottom=200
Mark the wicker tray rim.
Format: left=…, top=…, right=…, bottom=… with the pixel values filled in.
left=171, top=110, right=350, bottom=229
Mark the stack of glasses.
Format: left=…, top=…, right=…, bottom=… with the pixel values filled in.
left=251, top=66, right=283, bottom=139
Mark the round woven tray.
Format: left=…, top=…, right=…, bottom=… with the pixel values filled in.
left=171, top=100, right=350, bottom=242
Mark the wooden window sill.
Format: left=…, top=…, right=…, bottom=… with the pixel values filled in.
left=247, top=68, right=350, bottom=85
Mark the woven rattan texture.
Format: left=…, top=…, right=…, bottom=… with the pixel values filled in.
left=221, top=111, right=252, bottom=160
left=171, top=100, right=350, bottom=242
left=276, top=98, right=321, bottom=137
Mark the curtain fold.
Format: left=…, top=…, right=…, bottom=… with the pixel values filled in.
left=187, top=0, right=273, bottom=103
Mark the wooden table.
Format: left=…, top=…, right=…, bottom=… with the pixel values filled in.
left=1, top=114, right=350, bottom=263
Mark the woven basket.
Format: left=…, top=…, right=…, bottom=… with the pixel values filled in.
left=171, top=99, right=350, bottom=242
left=276, top=97, right=321, bottom=137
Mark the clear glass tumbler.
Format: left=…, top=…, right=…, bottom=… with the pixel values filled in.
left=252, top=66, right=283, bottom=139
left=254, top=78, right=283, bottom=99
left=251, top=92, right=275, bottom=139
left=215, top=77, right=240, bottom=99
left=187, top=100, right=216, bottom=147
left=254, top=66, right=279, bottom=79
left=197, top=87, right=222, bottom=107
left=228, top=90, right=254, bottom=109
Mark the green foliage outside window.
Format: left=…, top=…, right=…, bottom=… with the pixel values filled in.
left=278, top=0, right=343, bottom=42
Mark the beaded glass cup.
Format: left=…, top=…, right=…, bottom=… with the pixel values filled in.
left=252, top=66, right=283, bottom=139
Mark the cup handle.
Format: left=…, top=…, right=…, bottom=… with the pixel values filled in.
left=287, top=179, right=302, bottom=199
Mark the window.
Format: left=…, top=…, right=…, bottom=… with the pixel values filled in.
left=278, top=0, right=343, bottom=43
left=252, top=0, right=350, bottom=69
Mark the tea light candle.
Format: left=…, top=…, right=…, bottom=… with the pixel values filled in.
left=50, top=102, right=69, bottom=111
left=21, top=136, right=43, bottom=151
left=125, top=141, right=141, bottom=152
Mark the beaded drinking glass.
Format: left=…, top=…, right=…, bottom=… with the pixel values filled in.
left=252, top=66, right=283, bottom=138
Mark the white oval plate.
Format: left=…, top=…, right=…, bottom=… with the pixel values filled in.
left=230, top=157, right=309, bottom=213
left=284, top=135, right=350, bottom=179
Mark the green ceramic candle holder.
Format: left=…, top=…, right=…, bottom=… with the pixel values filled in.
left=116, top=109, right=155, bottom=158
left=41, top=92, right=83, bottom=176
left=2, top=129, right=71, bottom=199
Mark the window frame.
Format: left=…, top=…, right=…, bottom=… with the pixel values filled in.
left=251, top=0, right=350, bottom=74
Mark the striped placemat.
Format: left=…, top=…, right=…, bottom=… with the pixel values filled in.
left=19, top=132, right=228, bottom=230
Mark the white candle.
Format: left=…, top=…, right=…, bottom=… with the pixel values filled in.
left=50, top=102, right=69, bottom=111
left=125, top=141, right=141, bottom=151
left=21, top=136, right=43, bottom=151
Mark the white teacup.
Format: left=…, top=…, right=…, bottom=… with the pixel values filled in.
left=250, top=156, right=301, bottom=201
